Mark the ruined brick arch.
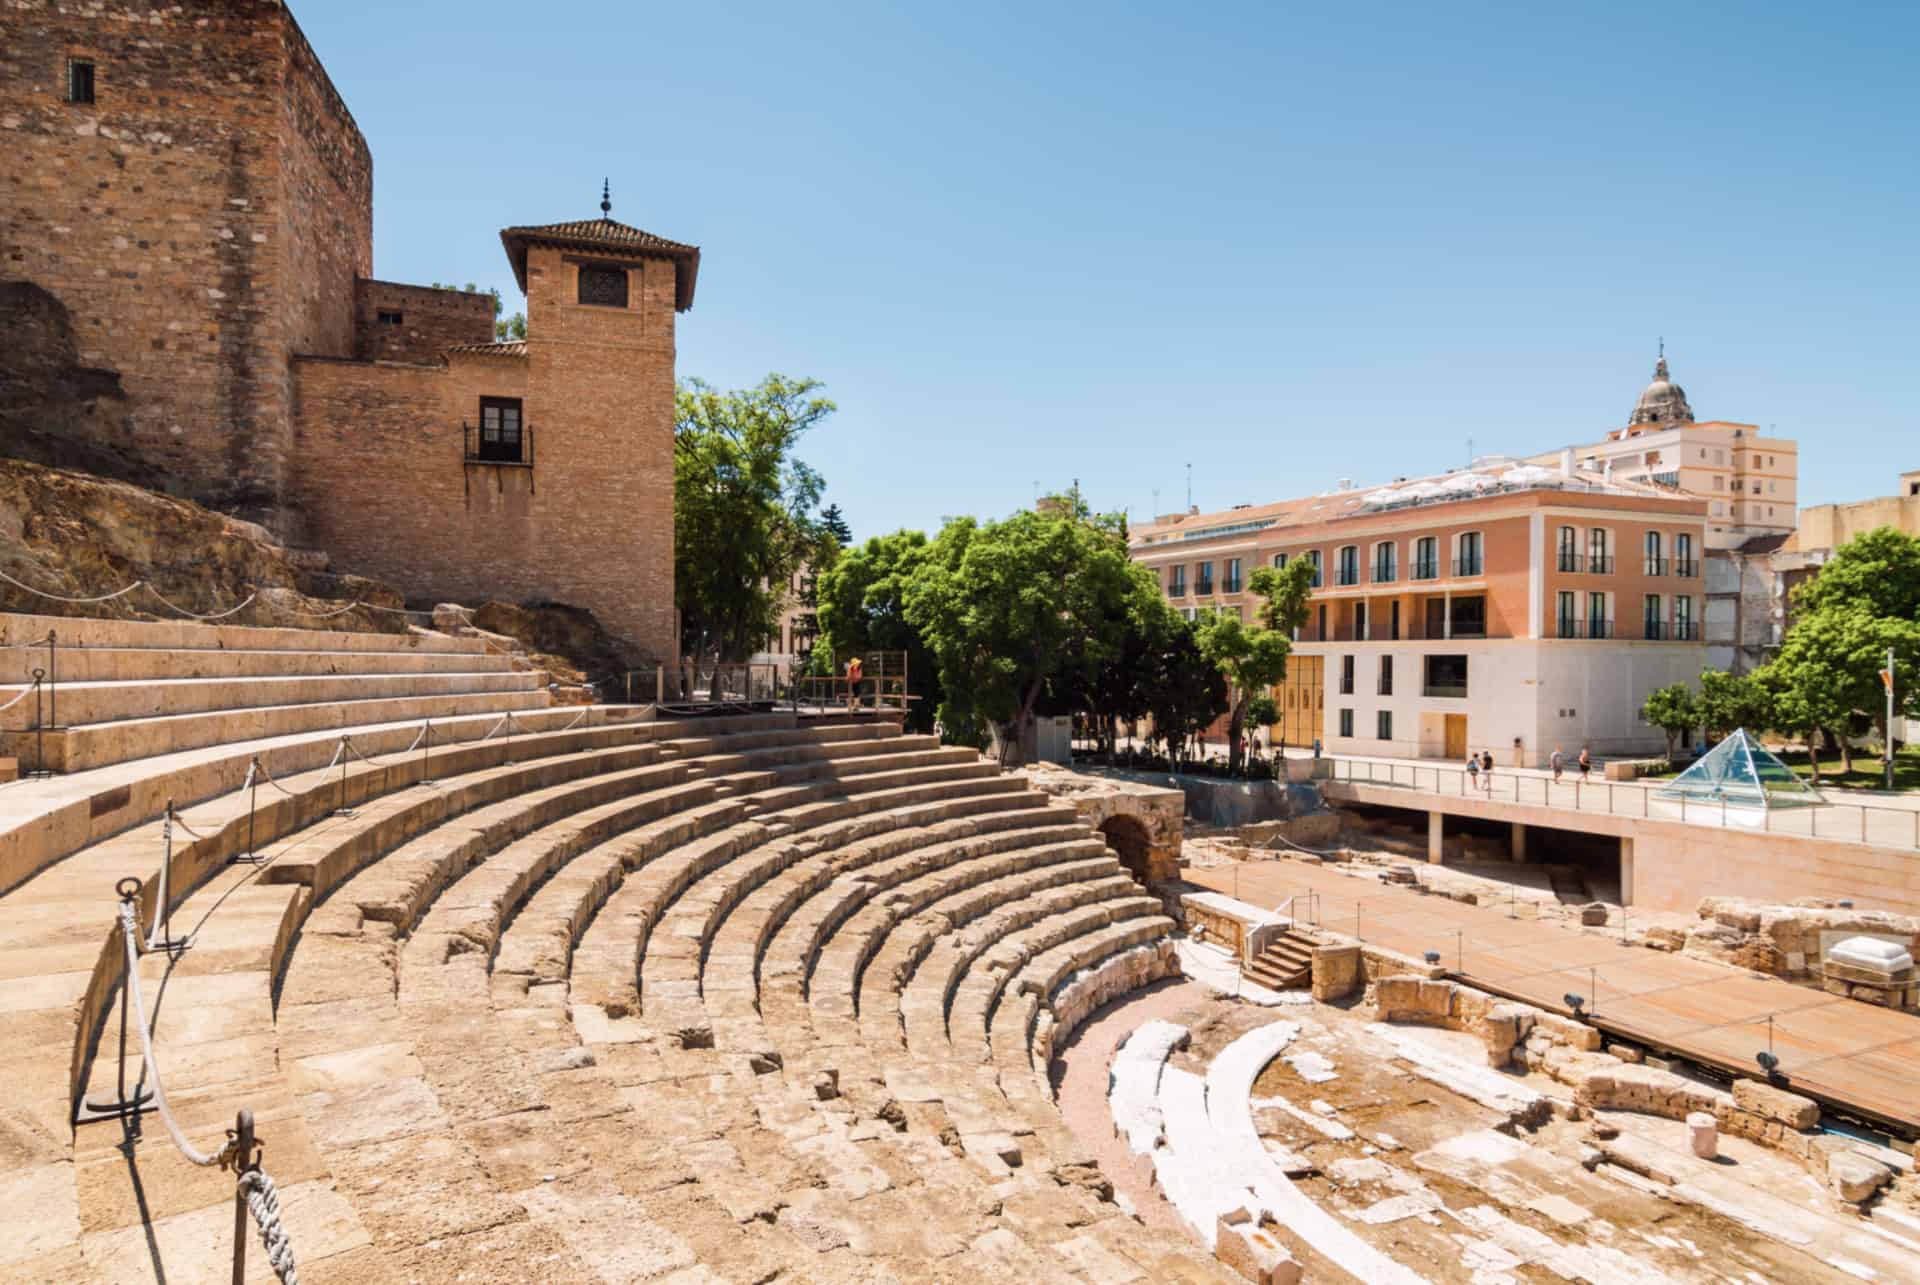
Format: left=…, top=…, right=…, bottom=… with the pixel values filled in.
left=1099, top=814, right=1155, bottom=887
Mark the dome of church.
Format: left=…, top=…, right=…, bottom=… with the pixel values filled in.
left=1629, top=354, right=1694, bottom=426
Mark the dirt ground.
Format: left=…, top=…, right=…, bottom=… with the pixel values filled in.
left=1056, top=982, right=1878, bottom=1284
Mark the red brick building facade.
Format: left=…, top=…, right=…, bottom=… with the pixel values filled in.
left=0, top=1, right=692, bottom=663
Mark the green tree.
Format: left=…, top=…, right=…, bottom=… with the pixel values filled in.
left=1142, top=617, right=1228, bottom=767
left=1640, top=683, right=1699, bottom=763
left=1192, top=559, right=1314, bottom=774
left=1767, top=605, right=1920, bottom=776
left=903, top=506, right=1148, bottom=763
left=1696, top=669, right=1773, bottom=741
left=674, top=375, right=834, bottom=666
left=814, top=529, right=941, bottom=732
left=1754, top=659, right=1847, bottom=782
left=1793, top=526, right=1920, bottom=621
left=819, top=503, right=853, bottom=547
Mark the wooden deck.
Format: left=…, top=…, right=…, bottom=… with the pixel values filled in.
left=1189, top=860, right=1920, bottom=1137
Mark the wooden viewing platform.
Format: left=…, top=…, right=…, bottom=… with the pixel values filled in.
left=1190, top=860, right=1920, bottom=1139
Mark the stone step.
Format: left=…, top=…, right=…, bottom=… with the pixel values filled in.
left=950, top=904, right=1170, bottom=1069
left=47, top=716, right=668, bottom=1113
left=893, top=869, right=1146, bottom=1061
left=0, top=703, right=645, bottom=900
left=698, top=794, right=1063, bottom=1045
left=0, top=609, right=490, bottom=655
left=0, top=643, right=528, bottom=684
left=0, top=667, right=547, bottom=727
left=17, top=685, right=555, bottom=772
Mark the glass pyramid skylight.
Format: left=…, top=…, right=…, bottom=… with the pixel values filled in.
left=1655, top=728, right=1826, bottom=810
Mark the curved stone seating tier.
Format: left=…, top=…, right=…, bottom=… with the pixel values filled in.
left=894, top=868, right=1150, bottom=1060
left=7, top=651, right=1214, bottom=1282
left=4, top=668, right=544, bottom=729
left=0, top=642, right=522, bottom=684
left=0, top=610, right=494, bottom=655
left=570, top=758, right=1012, bottom=1032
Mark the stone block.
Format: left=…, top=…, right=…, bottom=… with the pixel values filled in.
left=1687, top=1112, right=1717, bottom=1160
left=1829, top=1151, right=1896, bottom=1204
left=1480, top=1004, right=1534, bottom=1068
left=1214, top=1209, right=1301, bottom=1285
left=1731, top=1078, right=1819, bottom=1130
left=1375, top=975, right=1456, bottom=1023
left=1309, top=944, right=1362, bottom=1002
left=1579, top=903, right=1609, bottom=927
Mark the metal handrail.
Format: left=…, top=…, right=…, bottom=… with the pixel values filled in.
left=1320, top=755, right=1920, bottom=851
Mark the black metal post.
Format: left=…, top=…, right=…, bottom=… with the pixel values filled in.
left=31, top=669, right=45, bottom=777
left=420, top=719, right=432, bottom=784
left=231, top=1107, right=256, bottom=1285
left=46, top=630, right=56, bottom=734
left=235, top=760, right=265, bottom=865
left=336, top=739, right=354, bottom=817
left=149, top=800, right=191, bottom=954
left=75, top=877, right=157, bottom=1122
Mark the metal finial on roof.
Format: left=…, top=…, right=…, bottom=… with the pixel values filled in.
left=1658, top=335, right=1664, bottom=359
left=600, top=178, right=611, bottom=218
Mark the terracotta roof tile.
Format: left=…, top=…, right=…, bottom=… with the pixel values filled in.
left=498, top=216, right=700, bottom=310
left=445, top=340, right=528, bottom=358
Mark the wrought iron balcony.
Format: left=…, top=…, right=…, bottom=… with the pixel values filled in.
left=1452, top=556, right=1483, bottom=577
left=1586, top=555, right=1615, bottom=574
left=464, top=421, right=534, bottom=467
left=1552, top=618, right=1613, bottom=639
left=1556, top=552, right=1584, bottom=573
left=1674, top=559, right=1700, bottom=578
left=1644, top=557, right=1669, bottom=577
left=1410, top=559, right=1439, bottom=580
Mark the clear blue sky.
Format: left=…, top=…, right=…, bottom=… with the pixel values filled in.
left=302, top=1, right=1916, bottom=541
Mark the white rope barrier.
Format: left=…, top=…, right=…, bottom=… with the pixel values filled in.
left=0, top=633, right=54, bottom=650
left=142, top=585, right=257, bottom=621
left=0, top=566, right=145, bottom=604
left=115, top=900, right=230, bottom=1167
left=0, top=681, right=43, bottom=715
left=237, top=1169, right=300, bottom=1284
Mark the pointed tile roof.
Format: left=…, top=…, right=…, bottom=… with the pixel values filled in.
left=499, top=216, right=700, bottom=310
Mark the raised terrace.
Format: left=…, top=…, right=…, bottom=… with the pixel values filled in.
left=0, top=613, right=1216, bottom=1281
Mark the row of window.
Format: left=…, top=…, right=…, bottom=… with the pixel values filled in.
left=1335, top=709, right=1396, bottom=741
left=1166, top=557, right=1243, bottom=597
left=1551, top=591, right=1696, bottom=640
left=1554, top=527, right=1698, bottom=576
left=1334, top=654, right=1471, bottom=702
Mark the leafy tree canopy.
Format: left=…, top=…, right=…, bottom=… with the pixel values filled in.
left=819, top=504, right=853, bottom=547
left=1640, top=682, right=1699, bottom=762
left=814, top=529, right=940, bottom=731
left=1696, top=669, right=1773, bottom=740
left=674, top=375, right=833, bottom=664
left=1793, top=526, right=1920, bottom=621
left=903, top=507, right=1148, bottom=760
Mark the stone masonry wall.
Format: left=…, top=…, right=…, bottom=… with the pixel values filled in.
left=353, top=280, right=495, bottom=363
left=0, top=1, right=372, bottom=528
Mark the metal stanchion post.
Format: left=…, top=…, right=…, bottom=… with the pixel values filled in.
left=231, top=1108, right=257, bottom=1285
left=420, top=719, right=433, bottom=785
left=75, top=878, right=158, bottom=1123
left=335, top=739, right=356, bottom=817
left=147, top=801, right=192, bottom=954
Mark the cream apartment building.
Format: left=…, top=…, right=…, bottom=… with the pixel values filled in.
left=1132, top=459, right=1710, bottom=767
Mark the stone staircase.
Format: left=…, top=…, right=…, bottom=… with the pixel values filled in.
left=0, top=610, right=1214, bottom=1283
left=1243, top=928, right=1314, bottom=991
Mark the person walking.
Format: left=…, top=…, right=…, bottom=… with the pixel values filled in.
left=1551, top=746, right=1565, bottom=782
left=845, top=655, right=864, bottom=710
left=1578, top=746, right=1592, bottom=781
left=1466, top=752, right=1480, bottom=791
left=1481, top=748, right=1494, bottom=792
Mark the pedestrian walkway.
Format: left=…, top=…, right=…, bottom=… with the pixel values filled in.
left=1308, top=749, right=1920, bottom=851
left=1188, top=859, right=1920, bottom=1137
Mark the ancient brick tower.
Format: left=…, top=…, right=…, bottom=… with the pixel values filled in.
left=0, top=3, right=694, bottom=665
left=292, top=192, right=698, bottom=667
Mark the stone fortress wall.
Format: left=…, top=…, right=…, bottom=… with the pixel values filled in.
left=0, top=0, right=372, bottom=522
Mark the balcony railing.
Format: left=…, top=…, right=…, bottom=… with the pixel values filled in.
left=1556, top=551, right=1584, bottom=573
left=1422, top=682, right=1469, bottom=699
left=1554, top=618, right=1614, bottom=639
left=1672, top=619, right=1698, bottom=640
left=1586, top=555, right=1615, bottom=574
left=1196, top=580, right=1214, bottom=597
left=464, top=421, right=534, bottom=467
left=1643, top=619, right=1669, bottom=640
left=1674, top=559, right=1700, bottom=578
left=1166, top=582, right=1187, bottom=598
left=1223, top=576, right=1242, bottom=595
left=1373, top=565, right=1396, bottom=584
left=1453, top=556, right=1483, bottom=577
left=1410, top=559, right=1439, bottom=580
left=1335, top=569, right=1360, bottom=587
left=1644, top=557, right=1669, bottom=577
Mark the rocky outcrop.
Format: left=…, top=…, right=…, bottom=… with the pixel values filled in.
left=0, top=456, right=410, bottom=633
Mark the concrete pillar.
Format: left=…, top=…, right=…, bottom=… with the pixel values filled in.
left=1619, top=836, right=1635, bottom=905
left=1510, top=822, right=1528, bottom=863
left=1428, top=811, right=1444, bottom=864
left=1443, top=589, right=1453, bottom=639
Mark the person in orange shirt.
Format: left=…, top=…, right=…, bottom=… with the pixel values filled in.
left=845, top=655, right=864, bottom=709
